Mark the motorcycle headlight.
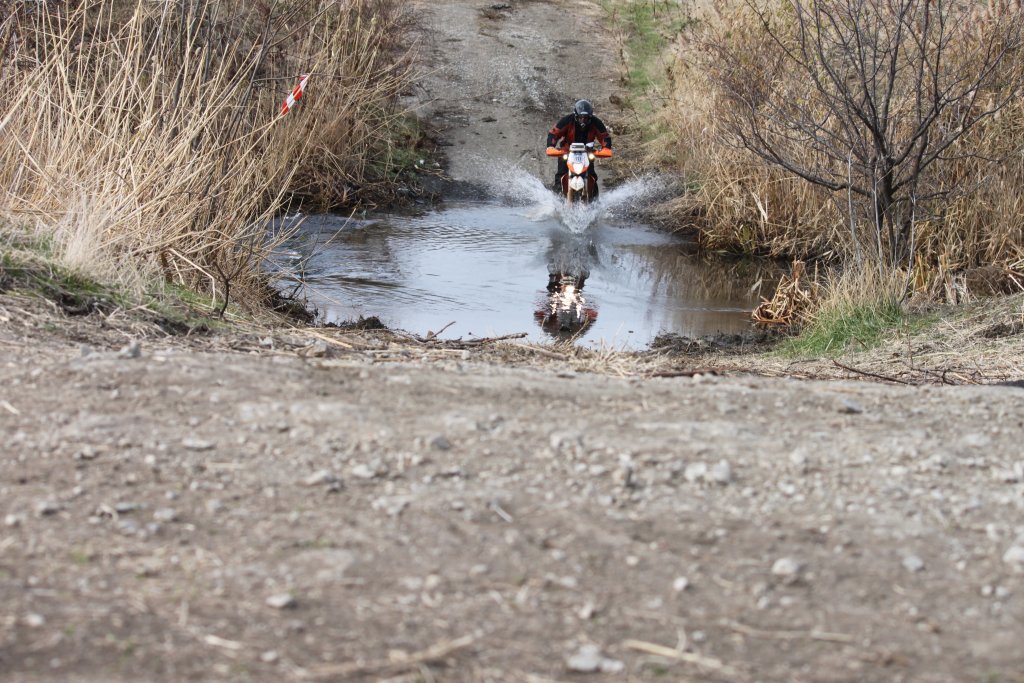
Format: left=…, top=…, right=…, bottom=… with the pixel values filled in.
left=588, top=153, right=595, bottom=161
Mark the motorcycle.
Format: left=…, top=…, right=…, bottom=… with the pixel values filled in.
left=546, top=141, right=613, bottom=203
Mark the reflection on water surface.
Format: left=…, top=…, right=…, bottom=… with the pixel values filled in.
left=271, top=202, right=773, bottom=349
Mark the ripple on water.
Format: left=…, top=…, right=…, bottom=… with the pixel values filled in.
left=269, top=173, right=774, bottom=348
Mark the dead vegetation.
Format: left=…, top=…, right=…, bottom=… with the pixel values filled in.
left=0, top=0, right=414, bottom=312
left=646, top=0, right=1024, bottom=301
left=751, top=261, right=816, bottom=327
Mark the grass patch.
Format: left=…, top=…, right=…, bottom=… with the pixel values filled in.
left=600, top=0, right=694, bottom=107
left=781, top=298, right=920, bottom=357
left=1, top=235, right=236, bottom=334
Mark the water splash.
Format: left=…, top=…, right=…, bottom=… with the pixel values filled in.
left=477, top=158, right=674, bottom=233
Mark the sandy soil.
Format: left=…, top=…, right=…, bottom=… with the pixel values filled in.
left=3, top=2, right=1024, bottom=682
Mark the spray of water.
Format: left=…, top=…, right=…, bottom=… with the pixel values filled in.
left=476, top=158, right=675, bottom=233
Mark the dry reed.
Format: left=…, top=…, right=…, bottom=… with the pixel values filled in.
left=656, top=0, right=1024, bottom=298
left=0, top=0, right=413, bottom=309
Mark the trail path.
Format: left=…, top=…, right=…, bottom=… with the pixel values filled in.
left=2, top=2, right=1023, bottom=682
left=410, top=0, right=625, bottom=192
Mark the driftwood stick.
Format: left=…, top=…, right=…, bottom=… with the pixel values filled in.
left=621, top=638, right=737, bottom=675
left=303, top=635, right=475, bottom=679
left=724, top=619, right=855, bottom=644
left=832, top=359, right=911, bottom=385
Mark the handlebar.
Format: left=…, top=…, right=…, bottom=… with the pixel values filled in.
left=545, top=145, right=613, bottom=158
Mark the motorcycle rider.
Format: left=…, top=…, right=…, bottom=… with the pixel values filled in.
left=547, top=99, right=612, bottom=197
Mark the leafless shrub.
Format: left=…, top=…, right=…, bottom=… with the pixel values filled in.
left=663, top=0, right=1024, bottom=295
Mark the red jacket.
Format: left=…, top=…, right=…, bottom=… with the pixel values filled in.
left=547, top=114, right=612, bottom=149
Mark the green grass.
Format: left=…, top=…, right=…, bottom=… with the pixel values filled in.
left=780, top=298, right=923, bottom=356
left=600, top=0, right=695, bottom=106
left=1, top=236, right=229, bottom=333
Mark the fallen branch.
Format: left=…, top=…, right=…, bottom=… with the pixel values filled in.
left=423, top=320, right=456, bottom=340
left=621, top=638, right=737, bottom=676
left=832, top=360, right=911, bottom=385
left=724, top=619, right=855, bottom=644
left=646, top=368, right=724, bottom=379
left=303, top=635, right=475, bottom=679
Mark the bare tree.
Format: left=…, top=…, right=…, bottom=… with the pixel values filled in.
left=705, top=0, right=1024, bottom=274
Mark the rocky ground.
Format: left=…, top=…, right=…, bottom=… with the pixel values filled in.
left=3, top=1, right=1024, bottom=682
left=2, top=293, right=1024, bottom=683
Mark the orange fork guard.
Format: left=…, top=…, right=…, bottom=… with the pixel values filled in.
left=546, top=147, right=566, bottom=157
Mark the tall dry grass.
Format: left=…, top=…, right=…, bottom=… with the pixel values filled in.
left=656, top=0, right=1024, bottom=297
left=0, top=0, right=412, bottom=309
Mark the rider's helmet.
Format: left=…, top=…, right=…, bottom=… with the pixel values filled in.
left=573, top=99, right=594, bottom=126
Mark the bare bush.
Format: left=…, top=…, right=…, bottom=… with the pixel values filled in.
left=664, top=0, right=1024, bottom=292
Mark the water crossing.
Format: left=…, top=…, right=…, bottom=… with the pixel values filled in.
left=271, top=166, right=773, bottom=349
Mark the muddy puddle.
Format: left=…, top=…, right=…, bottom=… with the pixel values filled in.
left=271, top=177, right=775, bottom=349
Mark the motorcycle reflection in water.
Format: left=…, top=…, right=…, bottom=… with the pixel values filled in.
left=534, top=231, right=599, bottom=340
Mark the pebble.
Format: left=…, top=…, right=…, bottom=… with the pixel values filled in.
left=303, top=470, right=337, bottom=487
left=74, top=445, right=99, bottom=461
left=114, top=502, right=140, bottom=514
left=265, top=593, right=297, bottom=610
left=372, top=496, right=411, bottom=517
left=304, top=340, right=329, bottom=358
left=25, top=613, right=46, bottom=628
left=902, top=555, right=925, bottom=573
left=839, top=398, right=864, bottom=414
left=684, top=462, right=707, bottom=483
left=181, top=437, right=214, bottom=452
left=673, top=576, right=690, bottom=592
left=4, top=514, right=22, bottom=528
left=709, top=460, right=733, bottom=485
left=205, top=499, right=224, bottom=515
left=566, top=644, right=623, bottom=674
left=260, top=650, right=280, bottom=663
left=152, top=508, right=180, bottom=523
left=351, top=463, right=381, bottom=480
left=1003, top=545, right=1024, bottom=570
left=789, top=450, right=810, bottom=474
left=36, top=500, right=62, bottom=516
left=118, top=340, right=142, bottom=359
left=771, top=557, right=801, bottom=578
left=430, top=435, right=452, bottom=451
left=613, top=458, right=635, bottom=488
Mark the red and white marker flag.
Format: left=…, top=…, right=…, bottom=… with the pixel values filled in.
left=280, top=73, right=310, bottom=115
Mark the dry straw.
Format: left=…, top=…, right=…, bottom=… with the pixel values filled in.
left=0, top=0, right=413, bottom=310
left=659, top=0, right=1024, bottom=298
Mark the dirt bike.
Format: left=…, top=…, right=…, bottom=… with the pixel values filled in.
left=546, top=141, right=613, bottom=203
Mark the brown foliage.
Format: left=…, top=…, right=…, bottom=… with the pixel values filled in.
left=0, top=0, right=413, bottom=309
left=660, top=0, right=1024, bottom=296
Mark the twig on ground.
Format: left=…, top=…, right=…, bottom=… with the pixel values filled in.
left=621, top=638, right=737, bottom=676
left=723, top=619, right=855, bottom=644
left=301, top=329, right=356, bottom=350
left=832, top=359, right=911, bottom=384
left=646, top=368, right=724, bottom=379
left=302, top=635, right=475, bottom=679
left=202, top=633, right=246, bottom=652
left=423, top=320, right=456, bottom=340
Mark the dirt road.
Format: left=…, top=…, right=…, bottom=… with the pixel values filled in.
left=3, top=1, right=1024, bottom=682
left=409, top=0, right=625, bottom=195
